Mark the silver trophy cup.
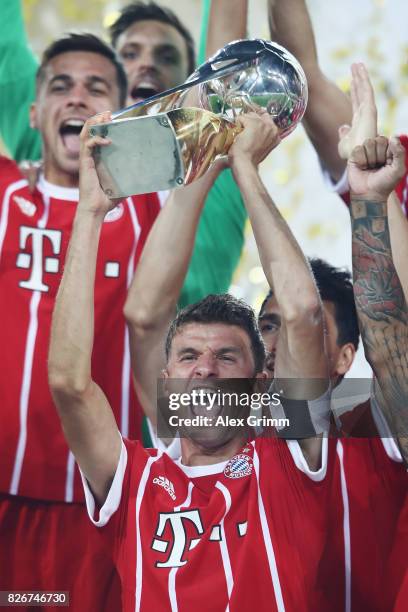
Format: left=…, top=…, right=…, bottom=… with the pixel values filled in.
left=90, top=39, right=308, bottom=198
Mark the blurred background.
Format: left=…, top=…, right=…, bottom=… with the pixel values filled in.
left=22, top=0, right=408, bottom=375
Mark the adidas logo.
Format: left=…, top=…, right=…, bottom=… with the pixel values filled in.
left=153, top=476, right=176, bottom=500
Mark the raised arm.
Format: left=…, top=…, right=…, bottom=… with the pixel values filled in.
left=124, top=167, right=220, bottom=430
left=268, top=0, right=353, bottom=181
left=205, top=0, right=248, bottom=58
left=348, top=135, right=408, bottom=461
left=229, top=114, right=328, bottom=390
left=229, top=113, right=328, bottom=468
left=343, top=63, right=408, bottom=300
left=48, top=113, right=121, bottom=504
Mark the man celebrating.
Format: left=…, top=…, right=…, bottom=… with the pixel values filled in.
left=1, top=0, right=247, bottom=306
left=0, top=32, right=219, bottom=609
left=49, top=111, right=334, bottom=610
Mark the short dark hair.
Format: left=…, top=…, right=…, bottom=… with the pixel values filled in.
left=36, top=33, right=128, bottom=106
left=165, top=294, right=266, bottom=374
left=259, top=258, right=360, bottom=350
left=109, top=1, right=196, bottom=76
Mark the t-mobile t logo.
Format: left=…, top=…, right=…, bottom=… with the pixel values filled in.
left=152, top=509, right=204, bottom=568
left=17, top=227, right=62, bottom=292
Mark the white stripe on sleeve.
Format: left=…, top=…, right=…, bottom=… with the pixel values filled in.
left=81, top=437, right=128, bottom=527
left=286, top=436, right=328, bottom=482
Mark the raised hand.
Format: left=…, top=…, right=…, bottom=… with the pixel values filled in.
left=338, top=63, right=377, bottom=161
left=228, top=112, right=281, bottom=169
left=348, top=136, right=406, bottom=200
left=78, top=111, right=118, bottom=217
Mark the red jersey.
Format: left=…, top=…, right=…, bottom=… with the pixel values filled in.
left=387, top=491, right=408, bottom=612
left=148, top=395, right=407, bottom=609
left=329, top=397, right=407, bottom=611
left=0, top=156, right=161, bottom=502
left=83, top=436, right=335, bottom=612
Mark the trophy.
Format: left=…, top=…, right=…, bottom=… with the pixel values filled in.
left=90, top=39, right=308, bottom=199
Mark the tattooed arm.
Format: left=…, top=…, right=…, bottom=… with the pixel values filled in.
left=348, top=135, right=408, bottom=461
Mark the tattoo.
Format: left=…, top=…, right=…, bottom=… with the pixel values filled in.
left=350, top=197, right=408, bottom=462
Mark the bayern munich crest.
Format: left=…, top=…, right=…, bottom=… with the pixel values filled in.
left=224, top=454, right=253, bottom=479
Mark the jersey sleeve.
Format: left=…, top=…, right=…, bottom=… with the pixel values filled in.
left=80, top=437, right=152, bottom=527
left=370, top=384, right=403, bottom=463
left=286, top=436, right=328, bottom=481
left=321, top=164, right=350, bottom=204
left=0, top=0, right=41, bottom=162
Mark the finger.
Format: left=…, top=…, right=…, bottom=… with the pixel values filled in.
left=350, top=144, right=369, bottom=168
left=88, top=110, right=112, bottom=126
left=375, top=136, right=388, bottom=167
left=357, top=63, right=376, bottom=106
left=262, top=114, right=279, bottom=134
left=234, top=116, right=246, bottom=130
left=84, top=135, right=112, bottom=152
left=350, top=67, right=359, bottom=114
left=81, top=111, right=112, bottom=141
left=363, top=138, right=378, bottom=168
left=350, top=63, right=361, bottom=109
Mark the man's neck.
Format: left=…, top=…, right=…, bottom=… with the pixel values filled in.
left=180, top=434, right=248, bottom=467
left=43, top=166, right=79, bottom=189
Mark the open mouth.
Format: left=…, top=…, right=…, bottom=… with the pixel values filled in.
left=59, top=119, right=85, bottom=155
left=187, top=386, right=223, bottom=419
left=130, top=86, right=160, bottom=102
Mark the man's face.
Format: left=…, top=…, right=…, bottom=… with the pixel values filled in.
left=259, top=295, right=346, bottom=379
left=31, top=51, right=121, bottom=186
left=115, top=20, right=190, bottom=105
left=164, top=322, right=259, bottom=447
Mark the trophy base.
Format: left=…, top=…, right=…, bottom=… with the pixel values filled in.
left=90, top=113, right=185, bottom=199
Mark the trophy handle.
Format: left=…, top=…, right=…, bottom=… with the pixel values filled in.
left=113, top=89, right=190, bottom=120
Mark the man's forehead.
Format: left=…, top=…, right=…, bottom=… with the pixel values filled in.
left=172, top=322, right=251, bottom=349
left=117, top=19, right=188, bottom=53
left=43, top=51, right=116, bottom=80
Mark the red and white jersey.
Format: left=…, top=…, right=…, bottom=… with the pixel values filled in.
left=324, top=134, right=408, bottom=214
left=387, top=491, right=408, bottom=612
left=83, top=436, right=335, bottom=612
left=329, top=397, right=407, bottom=611
left=0, top=156, right=162, bottom=502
